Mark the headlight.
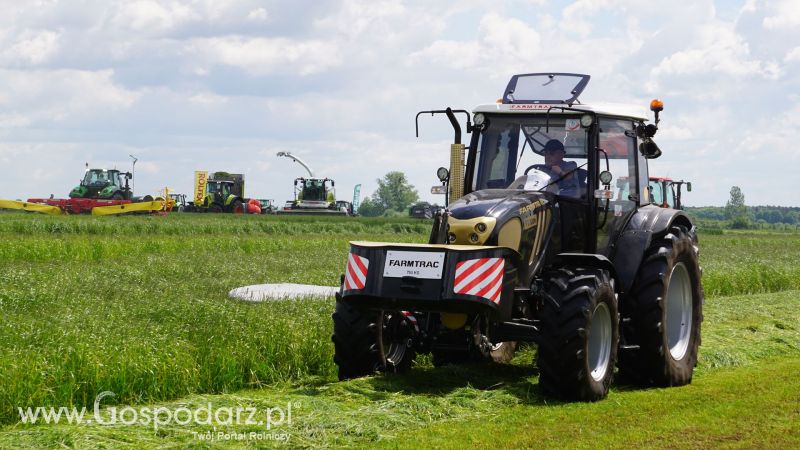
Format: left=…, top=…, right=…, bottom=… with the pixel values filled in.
left=474, top=113, right=485, bottom=126
left=580, top=114, right=593, bottom=127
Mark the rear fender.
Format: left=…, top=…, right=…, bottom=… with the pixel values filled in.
left=614, top=205, right=695, bottom=293
left=552, top=253, right=618, bottom=292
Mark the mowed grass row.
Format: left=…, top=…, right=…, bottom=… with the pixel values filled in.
left=0, top=213, right=798, bottom=426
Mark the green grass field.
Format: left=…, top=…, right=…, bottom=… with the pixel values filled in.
left=0, top=213, right=798, bottom=448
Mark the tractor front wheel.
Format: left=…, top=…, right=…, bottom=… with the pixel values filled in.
left=332, top=301, right=416, bottom=380
left=209, top=204, right=223, bottom=213
left=537, top=268, right=619, bottom=401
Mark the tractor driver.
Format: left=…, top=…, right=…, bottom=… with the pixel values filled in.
left=542, top=139, right=579, bottom=197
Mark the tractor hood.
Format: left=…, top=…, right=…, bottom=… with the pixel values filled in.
left=446, top=188, right=553, bottom=252
left=69, top=185, right=88, bottom=198
left=449, top=189, right=551, bottom=221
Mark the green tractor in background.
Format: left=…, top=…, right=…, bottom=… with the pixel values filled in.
left=69, top=168, right=133, bottom=200
left=201, top=174, right=246, bottom=213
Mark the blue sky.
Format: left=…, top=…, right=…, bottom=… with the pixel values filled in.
left=0, top=0, right=798, bottom=207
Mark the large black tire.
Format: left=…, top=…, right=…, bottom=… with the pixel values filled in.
left=208, top=204, right=223, bottom=213
left=111, top=192, right=124, bottom=200
left=622, top=225, right=703, bottom=386
left=537, top=268, right=619, bottom=401
left=332, top=301, right=416, bottom=380
left=231, top=199, right=244, bottom=214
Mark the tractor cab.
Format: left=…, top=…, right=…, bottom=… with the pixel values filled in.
left=70, top=168, right=132, bottom=199
left=648, top=177, right=692, bottom=210
left=207, top=180, right=232, bottom=197
left=295, top=177, right=335, bottom=205
left=205, top=180, right=233, bottom=207
left=458, top=72, right=658, bottom=261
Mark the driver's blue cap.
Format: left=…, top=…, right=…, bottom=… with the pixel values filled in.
left=544, top=139, right=565, bottom=153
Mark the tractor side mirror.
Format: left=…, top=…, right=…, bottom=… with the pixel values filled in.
left=331, top=180, right=335, bottom=187
left=687, top=182, right=692, bottom=192
left=639, top=140, right=662, bottom=159
left=294, top=180, right=298, bottom=186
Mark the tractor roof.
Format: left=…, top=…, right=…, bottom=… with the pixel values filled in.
left=472, top=102, right=649, bottom=120
left=473, top=72, right=649, bottom=120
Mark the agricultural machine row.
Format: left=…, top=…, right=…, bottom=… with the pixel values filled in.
left=333, top=73, right=703, bottom=402
left=1, top=155, right=361, bottom=216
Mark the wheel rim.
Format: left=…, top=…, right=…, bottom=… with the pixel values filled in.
left=377, top=312, right=410, bottom=370
left=666, top=262, right=693, bottom=360
left=588, top=302, right=612, bottom=382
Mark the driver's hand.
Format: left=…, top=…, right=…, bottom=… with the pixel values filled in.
left=550, top=165, right=563, bottom=175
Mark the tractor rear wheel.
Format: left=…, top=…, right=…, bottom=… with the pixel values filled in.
left=111, top=193, right=124, bottom=200
left=622, top=225, right=703, bottom=386
left=332, top=301, right=416, bottom=380
left=537, top=268, right=619, bottom=401
left=232, top=199, right=244, bottom=214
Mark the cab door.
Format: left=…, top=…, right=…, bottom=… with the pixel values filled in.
left=595, top=117, right=643, bottom=257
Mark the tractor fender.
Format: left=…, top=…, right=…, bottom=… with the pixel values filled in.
left=552, top=253, right=618, bottom=292
left=613, top=205, right=694, bottom=293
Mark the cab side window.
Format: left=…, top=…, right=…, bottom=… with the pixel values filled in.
left=596, top=118, right=638, bottom=256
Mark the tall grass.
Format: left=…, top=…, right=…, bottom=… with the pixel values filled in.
left=698, top=231, right=800, bottom=296
left=0, top=213, right=429, bottom=424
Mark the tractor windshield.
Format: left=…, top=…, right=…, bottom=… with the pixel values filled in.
left=472, top=115, right=589, bottom=198
left=82, top=170, right=109, bottom=187
left=302, top=179, right=326, bottom=201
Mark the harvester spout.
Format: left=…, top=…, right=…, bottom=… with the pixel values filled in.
left=276, top=151, right=315, bottom=178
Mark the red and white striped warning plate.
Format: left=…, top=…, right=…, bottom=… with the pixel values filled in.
left=453, top=257, right=504, bottom=303
left=344, top=253, right=369, bottom=290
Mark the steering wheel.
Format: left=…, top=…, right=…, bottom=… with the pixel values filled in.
left=524, top=164, right=551, bottom=175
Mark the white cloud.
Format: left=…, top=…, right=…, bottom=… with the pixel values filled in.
left=189, top=36, right=342, bottom=76
left=313, top=0, right=406, bottom=40
left=0, top=69, right=139, bottom=126
left=407, top=12, right=541, bottom=73
left=189, top=92, right=229, bottom=106
left=762, top=0, right=800, bottom=30
left=109, top=1, right=198, bottom=34
left=651, top=22, right=778, bottom=80
left=0, top=29, right=60, bottom=65
left=785, top=47, right=800, bottom=62
left=246, top=8, right=267, bottom=21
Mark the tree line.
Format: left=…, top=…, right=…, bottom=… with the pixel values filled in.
left=686, top=186, right=800, bottom=230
